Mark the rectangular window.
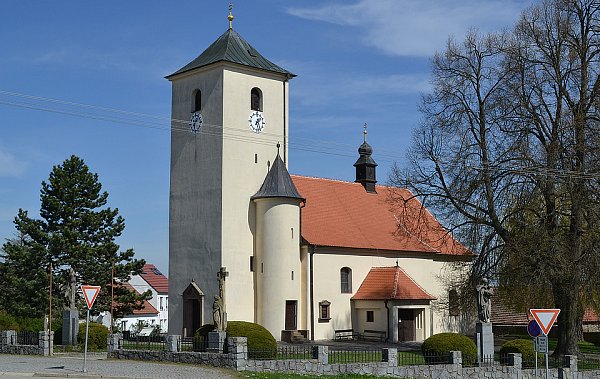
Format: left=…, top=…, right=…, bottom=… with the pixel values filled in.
left=160, top=297, right=164, bottom=311
left=366, top=310, right=374, bottom=323
left=318, top=300, right=331, bottom=323
left=250, top=256, right=255, bottom=272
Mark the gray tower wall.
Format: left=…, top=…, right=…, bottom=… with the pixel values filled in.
left=168, top=68, right=224, bottom=336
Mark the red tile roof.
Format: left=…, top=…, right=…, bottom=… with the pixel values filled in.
left=119, top=283, right=158, bottom=315
left=492, top=298, right=600, bottom=325
left=352, top=266, right=436, bottom=301
left=292, top=176, right=470, bottom=256
left=139, top=264, right=168, bottom=293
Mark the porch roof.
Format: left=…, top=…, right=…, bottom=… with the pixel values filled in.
left=352, top=266, right=435, bottom=301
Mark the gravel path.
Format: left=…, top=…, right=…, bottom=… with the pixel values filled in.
left=0, top=354, right=240, bottom=379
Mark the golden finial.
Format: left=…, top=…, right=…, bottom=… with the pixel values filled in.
left=228, top=2, right=234, bottom=29
left=363, top=123, right=368, bottom=143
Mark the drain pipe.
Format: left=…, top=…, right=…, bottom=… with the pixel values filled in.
left=385, top=299, right=390, bottom=342
left=310, top=244, right=316, bottom=340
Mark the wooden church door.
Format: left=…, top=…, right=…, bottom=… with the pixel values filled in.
left=398, top=309, right=415, bottom=341
left=285, top=300, right=297, bottom=330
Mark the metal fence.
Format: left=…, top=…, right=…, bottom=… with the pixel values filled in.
left=121, top=335, right=166, bottom=351
left=328, top=348, right=382, bottom=364
left=398, top=351, right=450, bottom=366
left=580, top=355, right=600, bottom=371
left=179, top=336, right=209, bottom=352
left=16, top=331, right=38, bottom=346
left=250, top=345, right=313, bottom=361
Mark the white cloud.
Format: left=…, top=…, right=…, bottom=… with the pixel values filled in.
left=0, top=147, right=26, bottom=177
left=287, top=0, right=532, bottom=57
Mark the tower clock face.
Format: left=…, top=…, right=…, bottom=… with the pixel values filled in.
left=249, top=111, right=265, bottom=133
left=190, top=112, right=203, bottom=133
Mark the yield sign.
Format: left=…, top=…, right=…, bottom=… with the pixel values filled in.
left=530, top=308, right=560, bottom=335
left=81, top=285, right=101, bottom=309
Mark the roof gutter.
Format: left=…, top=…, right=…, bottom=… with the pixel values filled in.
left=310, top=244, right=316, bottom=341
left=385, top=299, right=390, bottom=342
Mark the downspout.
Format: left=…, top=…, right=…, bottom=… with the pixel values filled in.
left=283, top=79, right=288, bottom=164
left=310, top=244, right=316, bottom=340
left=384, top=299, right=390, bottom=342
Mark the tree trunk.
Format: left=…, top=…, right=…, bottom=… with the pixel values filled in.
left=553, top=282, right=580, bottom=356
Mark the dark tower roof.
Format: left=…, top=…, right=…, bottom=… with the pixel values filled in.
left=354, top=126, right=378, bottom=193
left=166, top=28, right=295, bottom=79
left=252, top=150, right=304, bottom=201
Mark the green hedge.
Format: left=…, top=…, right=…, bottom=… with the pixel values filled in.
left=422, top=333, right=477, bottom=365
left=77, top=322, right=108, bottom=351
left=195, top=321, right=277, bottom=359
left=500, top=339, right=542, bottom=362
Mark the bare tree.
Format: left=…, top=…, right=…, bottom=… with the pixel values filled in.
left=392, top=0, right=600, bottom=355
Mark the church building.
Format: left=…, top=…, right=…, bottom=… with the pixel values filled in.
left=167, top=11, right=471, bottom=342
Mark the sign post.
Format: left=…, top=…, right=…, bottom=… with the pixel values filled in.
left=81, top=285, right=101, bottom=373
left=530, top=309, right=560, bottom=379
left=527, top=320, right=541, bottom=377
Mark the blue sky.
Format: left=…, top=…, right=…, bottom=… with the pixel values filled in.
left=0, top=1, right=532, bottom=274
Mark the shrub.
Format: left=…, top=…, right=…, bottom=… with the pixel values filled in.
left=500, top=339, right=541, bottom=363
left=195, top=321, right=277, bottom=359
left=422, top=332, right=477, bottom=365
left=0, top=311, right=19, bottom=330
left=77, top=322, right=109, bottom=351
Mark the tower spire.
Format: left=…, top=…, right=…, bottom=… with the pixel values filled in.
left=363, top=122, right=367, bottom=143
left=228, top=2, right=234, bottom=29
left=354, top=123, right=378, bottom=193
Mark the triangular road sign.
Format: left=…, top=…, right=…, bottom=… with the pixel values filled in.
left=81, top=285, right=101, bottom=309
left=530, top=308, right=560, bottom=335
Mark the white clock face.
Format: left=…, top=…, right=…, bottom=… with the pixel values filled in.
left=190, top=112, right=203, bottom=133
left=249, top=111, right=265, bottom=133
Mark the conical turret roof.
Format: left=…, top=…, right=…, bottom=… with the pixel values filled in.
left=252, top=152, right=304, bottom=201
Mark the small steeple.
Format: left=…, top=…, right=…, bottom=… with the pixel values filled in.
left=228, top=2, right=234, bottom=29
left=354, top=123, right=378, bottom=193
left=252, top=145, right=304, bottom=201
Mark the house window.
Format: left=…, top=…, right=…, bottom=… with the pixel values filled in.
left=319, top=300, right=331, bottom=323
left=366, top=310, right=374, bottom=323
left=251, top=87, right=262, bottom=111
left=340, top=267, right=352, bottom=293
left=449, top=289, right=459, bottom=316
left=193, top=89, right=202, bottom=112
left=160, top=297, right=164, bottom=311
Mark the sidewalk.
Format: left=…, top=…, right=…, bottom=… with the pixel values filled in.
left=0, top=354, right=239, bottom=379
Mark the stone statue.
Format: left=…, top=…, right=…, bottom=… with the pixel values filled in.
left=476, top=278, right=494, bottom=323
left=213, top=267, right=229, bottom=331
left=212, top=295, right=225, bottom=331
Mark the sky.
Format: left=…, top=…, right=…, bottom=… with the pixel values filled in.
left=0, top=1, right=533, bottom=275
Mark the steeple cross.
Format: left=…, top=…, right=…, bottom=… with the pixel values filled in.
left=363, top=123, right=368, bottom=143
left=228, top=2, right=234, bottom=29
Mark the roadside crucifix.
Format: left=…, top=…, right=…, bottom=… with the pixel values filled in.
left=213, top=267, right=229, bottom=331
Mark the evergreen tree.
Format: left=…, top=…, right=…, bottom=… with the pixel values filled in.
left=0, top=155, right=149, bottom=318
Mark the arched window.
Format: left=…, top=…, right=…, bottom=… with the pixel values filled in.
left=193, top=90, right=202, bottom=113
left=449, top=289, right=459, bottom=316
left=251, top=87, right=262, bottom=111
left=340, top=267, right=352, bottom=293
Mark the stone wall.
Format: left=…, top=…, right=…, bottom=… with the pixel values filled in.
left=0, top=331, right=52, bottom=356
left=107, top=334, right=600, bottom=379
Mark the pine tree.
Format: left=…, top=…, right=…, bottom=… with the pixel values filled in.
left=0, top=155, right=149, bottom=318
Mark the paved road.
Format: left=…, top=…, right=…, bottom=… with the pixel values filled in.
left=0, top=354, right=240, bottom=379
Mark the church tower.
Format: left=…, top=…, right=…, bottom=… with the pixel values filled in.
left=166, top=10, right=295, bottom=336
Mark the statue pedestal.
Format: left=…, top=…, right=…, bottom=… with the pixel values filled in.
left=208, top=331, right=226, bottom=353
left=62, top=309, right=79, bottom=345
left=475, top=322, right=494, bottom=364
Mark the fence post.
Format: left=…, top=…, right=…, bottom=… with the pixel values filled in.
left=1, top=330, right=16, bottom=346
left=167, top=335, right=180, bottom=352
left=507, top=353, right=522, bottom=369
left=227, top=337, right=248, bottom=371
left=106, top=333, right=122, bottom=355
left=38, top=331, right=53, bottom=356
left=382, top=348, right=398, bottom=367
left=449, top=350, right=462, bottom=365
left=312, top=345, right=328, bottom=365
left=564, top=354, right=577, bottom=372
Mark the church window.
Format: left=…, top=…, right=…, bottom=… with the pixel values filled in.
left=193, top=89, right=202, bottom=112
left=366, top=310, right=374, bottom=322
left=255, top=154, right=258, bottom=164
left=291, top=271, right=294, bottom=280
left=449, top=289, right=459, bottom=316
left=251, top=87, right=263, bottom=111
left=340, top=267, right=352, bottom=293
left=250, top=256, right=255, bottom=272
left=319, top=300, right=331, bottom=322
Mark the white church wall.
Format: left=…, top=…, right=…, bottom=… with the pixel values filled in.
left=307, top=250, right=452, bottom=340
left=221, top=65, right=290, bottom=324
